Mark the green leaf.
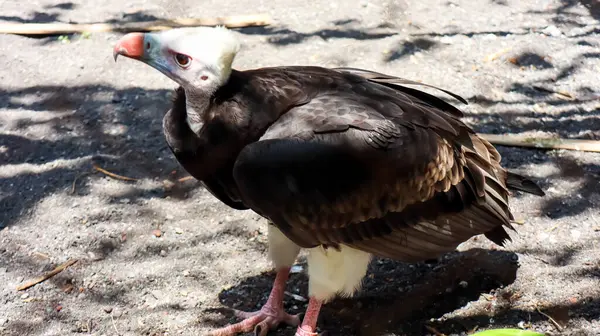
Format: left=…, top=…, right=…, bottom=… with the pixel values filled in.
left=472, top=329, right=545, bottom=336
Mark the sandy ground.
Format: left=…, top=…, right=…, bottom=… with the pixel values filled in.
left=1, top=0, right=600, bottom=335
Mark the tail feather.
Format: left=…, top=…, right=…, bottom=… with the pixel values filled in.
left=505, top=171, right=545, bottom=196
left=484, top=226, right=512, bottom=246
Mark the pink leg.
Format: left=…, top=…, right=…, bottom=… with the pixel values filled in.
left=209, top=267, right=301, bottom=336
left=295, top=297, right=323, bottom=336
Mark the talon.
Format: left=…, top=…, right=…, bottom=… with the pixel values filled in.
left=207, top=268, right=298, bottom=335
left=254, top=321, right=269, bottom=336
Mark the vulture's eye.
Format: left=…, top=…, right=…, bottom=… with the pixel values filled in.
left=174, top=53, right=192, bottom=68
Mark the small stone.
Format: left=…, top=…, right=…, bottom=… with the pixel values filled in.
left=20, top=293, right=29, bottom=299
left=440, top=36, right=453, bottom=44
left=160, top=250, right=167, bottom=257
left=459, top=281, right=468, bottom=288
left=152, top=229, right=162, bottom=238
left=87, top=251, right=104, bottom=261
left=542, top=25, right=562, bottom=37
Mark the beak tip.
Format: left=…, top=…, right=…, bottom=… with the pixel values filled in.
left=112, top=32, right=145, bottom=62
left=113, top=46, right=123, bottom=62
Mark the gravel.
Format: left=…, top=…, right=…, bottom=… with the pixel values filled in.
left=1, top=0, right=599, bottom=335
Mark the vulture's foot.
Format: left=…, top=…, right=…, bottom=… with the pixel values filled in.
left=295, top=326, right=319, bottom=336
left=294, top=297, right=323, bottom=336
left=208, top=308, right=301, bottom=336
left=208, top=267, right=301, bottom=336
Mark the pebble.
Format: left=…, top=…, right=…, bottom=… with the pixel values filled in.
left=440, top=36, right=453, bottom=45
left=112, top=308, right=123, bottom=318
left=87, top=251, right=104, bottom=261
left=160, top=250, right=167, bottom=257
left=542, top=25, right=562, bottom=37
left=20, top=293, right=29, bottom=299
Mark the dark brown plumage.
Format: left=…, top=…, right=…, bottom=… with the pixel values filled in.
left=113, top=28, right=544, bottom=336
left=164, top=65, right=543, bottom=262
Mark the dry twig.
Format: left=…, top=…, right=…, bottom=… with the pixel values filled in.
left=531, top=85, right=575, bottom=100
left=480, top=133, right=600, bottom=153
left=424, top=325, right=447, bottom=336
left=177, top=176, right=194, bottom=182
left=93, top=164, right=138, bottom=181
left=110, top=313, right=120, bottom=335
left=16, top=259, right=78, bottom=291
left=484, top=47, right=512, bottom=62
left=0, top=14, right=272, bottom=35
left=70, top=172, right=92, bottom=194
left=536, top=306, right=564, bottom=331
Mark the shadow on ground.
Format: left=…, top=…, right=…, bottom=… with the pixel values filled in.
left=237, top=25, right=396, bottom=46
left=204, top=242, right=600, bottom=335
left=202, top=248, right=519, bottom=335
left=0, top=84, right=201, bottom=229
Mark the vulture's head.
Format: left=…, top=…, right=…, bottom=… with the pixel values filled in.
left=113, top=26, right=240, bottom=94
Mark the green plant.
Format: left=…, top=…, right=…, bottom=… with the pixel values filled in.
left=471, top=329, right=545, bottom=336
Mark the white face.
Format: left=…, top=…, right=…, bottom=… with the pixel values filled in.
left=143, top=26, right=241, bottom=93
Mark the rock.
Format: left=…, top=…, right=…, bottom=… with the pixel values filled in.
left=87, top=251, right=104, bottom=261
left=440, top=36, right=453, bottom=44
left=542, top=25, right=562, bottom=37
left=112, top=308, right=123, bottom=318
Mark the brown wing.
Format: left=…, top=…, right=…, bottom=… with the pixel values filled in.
left=232, top=69, right=541, bottom=262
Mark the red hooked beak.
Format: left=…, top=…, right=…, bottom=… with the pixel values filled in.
left=113, top=32, right=145, bottom=61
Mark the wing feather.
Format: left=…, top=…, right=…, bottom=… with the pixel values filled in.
left=232, top=68, right=541, bottom=262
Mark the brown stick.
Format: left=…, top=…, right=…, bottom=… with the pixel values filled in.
left=177, top=176, right=194, bottom=182
left=17, top=259, right=78, bottom=291
left=424, top=325, right=447, bottom=336
left=0, top=14, right=273, bottom=35
left=480, top=133, right=600, bottom=153
left=536, top=306, right=564, bottom=331
left=93, top=164, right=138, bottom=181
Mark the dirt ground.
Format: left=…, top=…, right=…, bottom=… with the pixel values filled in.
left=1, top=0, right=600, bottom=335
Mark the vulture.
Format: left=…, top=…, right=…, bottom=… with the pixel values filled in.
left=113, top=26, right=545, bottom=336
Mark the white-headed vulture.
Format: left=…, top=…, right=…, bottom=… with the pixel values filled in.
left=113, top=26, right=545, bottom=336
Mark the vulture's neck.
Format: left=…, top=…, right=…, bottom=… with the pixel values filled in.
left=184, top=90, right=210, bottom=134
